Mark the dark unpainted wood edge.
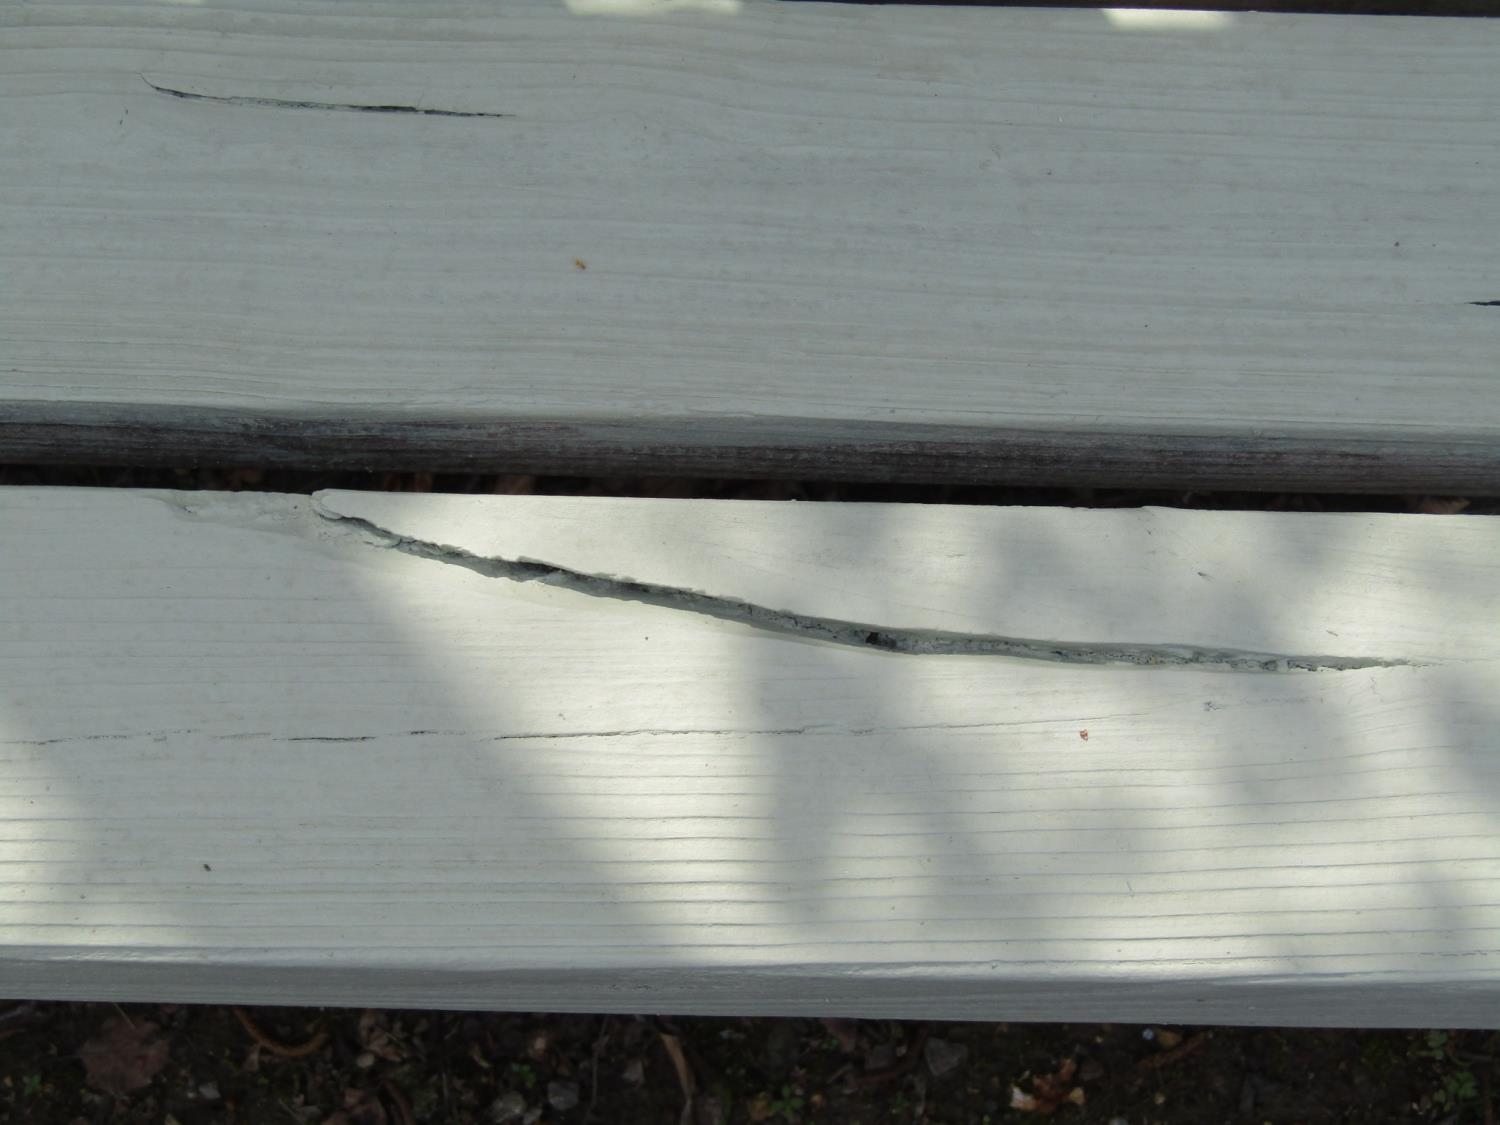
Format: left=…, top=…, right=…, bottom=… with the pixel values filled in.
left=1, top=402, right=1495, bottom=492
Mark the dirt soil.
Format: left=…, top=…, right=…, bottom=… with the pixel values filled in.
left=2, top=1003, right=1498, bottom=1125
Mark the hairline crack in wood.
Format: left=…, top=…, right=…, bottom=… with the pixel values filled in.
left=139, top=76, right=513, bottom=119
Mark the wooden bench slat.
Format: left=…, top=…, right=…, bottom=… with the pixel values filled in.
left=4, top=488, right=1500, bottom=1024
left=5, top=2, right=1500, bottom=486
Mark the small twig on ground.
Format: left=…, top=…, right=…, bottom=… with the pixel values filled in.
left=1138, top=1031, right=1211, bottom=1071
left=112, top=1002, right=135, bottom=1029
left=233, top=1006, right=330, bottom=1059
left=910, top=1072, right=928, bottom=1123
left=1453, top=1048, right=1497, bottom=1065
left=0, top=1002, right=36, bottom=1039
left=586, top=1016, right=611, bottom=1122
left=658, top=1028, right=696, bottom=1125
left=383, top=1079, right=415, bottom=1125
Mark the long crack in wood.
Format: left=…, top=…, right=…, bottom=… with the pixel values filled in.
left=311, top=498, right=1406, bottom=673
left=141, top=77, right=512, bottom=118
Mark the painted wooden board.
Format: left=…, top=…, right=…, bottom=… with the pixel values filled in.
left=4, top=486, right=1500, bottom=1025
left=5, top=3, right=1500, bottom=488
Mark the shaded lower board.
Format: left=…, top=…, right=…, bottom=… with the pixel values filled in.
left=6, top=2, right=1500, bottom=488
left=5, top=404, right=1500, bottom=491
left=4, top=487, right=1500, bottom=1024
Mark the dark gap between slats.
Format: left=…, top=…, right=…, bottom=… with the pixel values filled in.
left=795, top=0, right=1499, bottom=16
left=0, top=463, right=1490, bottom=515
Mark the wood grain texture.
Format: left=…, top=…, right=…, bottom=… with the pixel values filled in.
left=5, top=2, right=1500, bottom=487
left=4, top=487, right=1500, bottom=1024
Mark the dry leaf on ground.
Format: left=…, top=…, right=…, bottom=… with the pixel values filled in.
left=358, top=1011, right=405, bottom=1063
left=78, top=1018, right=170, bottom=1096
left=1009, top=1057, right=1086, bottom=1115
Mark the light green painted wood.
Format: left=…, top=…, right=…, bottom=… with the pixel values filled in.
left=3, top=488, right=1499, bottom=1025
left=4, top=2, right=1500, bottom=485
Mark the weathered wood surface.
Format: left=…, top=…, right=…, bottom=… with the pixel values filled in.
left=4, top=487, right=1500, bottom=1025
left=5, top=2, right=1500, bottom=487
